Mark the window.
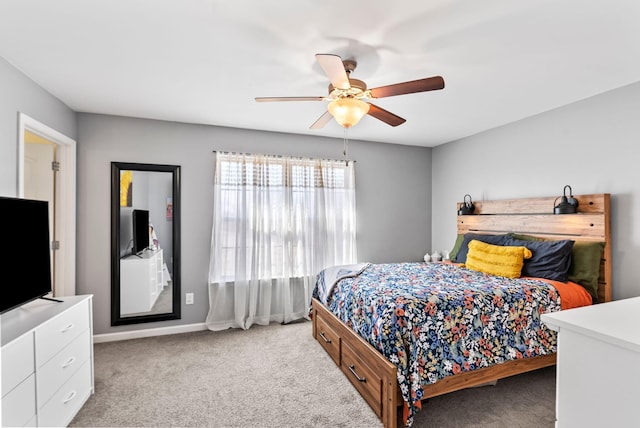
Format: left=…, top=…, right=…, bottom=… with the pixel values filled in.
left=209, top=152, right=357, bottom=283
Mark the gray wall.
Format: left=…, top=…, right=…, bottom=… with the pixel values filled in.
left=0, top=57, right=76, bottom=197
left=14, top=51, right=638, bottom=329
left=76, top=113, right=432, bottom=334
left=432, top=80, right=640, bottom=301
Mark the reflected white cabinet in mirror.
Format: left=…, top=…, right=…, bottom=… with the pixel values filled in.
left=121, top=248, right=165, bottom=315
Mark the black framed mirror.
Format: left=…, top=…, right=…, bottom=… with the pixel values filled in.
left=111, top=162, right=181, bottom=325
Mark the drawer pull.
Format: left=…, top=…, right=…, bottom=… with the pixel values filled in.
left=61, top=323, right=75, bottom=333
left=63, top=390, right=77, bottom=404
left=62, top=356, right=76, bottom=368
left=319, top=331, right=332, bottom=344
left=348, top=364, right=367, bottom=383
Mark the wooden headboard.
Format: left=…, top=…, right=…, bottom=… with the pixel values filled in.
left=456, top=193, right=611, bottom=303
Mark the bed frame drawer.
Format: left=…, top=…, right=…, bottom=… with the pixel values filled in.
left=341, top=340, right=383, bottom=417
left=315, top=312, right=341, bottom=365
left=312, top=298, right=400, bottom=428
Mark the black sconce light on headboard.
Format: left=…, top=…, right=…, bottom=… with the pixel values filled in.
left=458, top=194, right=475, bottom=215
left=553, top=185, right=579, bottom=214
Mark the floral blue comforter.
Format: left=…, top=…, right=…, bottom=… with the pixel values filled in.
left=313, top=262, right=561, bottom=427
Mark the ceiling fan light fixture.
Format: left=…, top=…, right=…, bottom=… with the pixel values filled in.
left=327, top=97, right=370, bottom=128
left=256, top=53, right=443, bottom=129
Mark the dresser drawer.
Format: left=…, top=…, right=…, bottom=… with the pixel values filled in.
left=38, top=360, right=92, bottom=428
left=1, top=332, right=34, bottom=396
left=1, top=374, right=36, bottom=427
left=35, top=299, right=89, bottom=367
left=315, top=312, right=341, bottom=365
left=37, top=328, right=91, bottom=406
left=341, top=340, right=383, bottom=417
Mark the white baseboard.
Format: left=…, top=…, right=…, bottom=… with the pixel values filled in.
left=93, top=322, right=208, bottom=343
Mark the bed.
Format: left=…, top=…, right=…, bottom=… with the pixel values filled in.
left=311, top=193, right=611, bottom=428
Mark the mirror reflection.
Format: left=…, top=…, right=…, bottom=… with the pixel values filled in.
left=111, top=162, right=180, bottom=325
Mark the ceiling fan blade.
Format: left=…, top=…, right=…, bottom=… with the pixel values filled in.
left=367, top=103, right=406, bottom=127
left=309, top=111, right=333, bottom=129
left=255, top=96, right=325, bottom=102
left=315, top=54, right=350, bottom=90
left=369, top=76, right=445, bottom=99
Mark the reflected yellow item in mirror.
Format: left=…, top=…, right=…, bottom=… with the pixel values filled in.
left=120, top=170, right=132, bottom=207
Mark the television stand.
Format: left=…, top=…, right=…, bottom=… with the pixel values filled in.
left=1, top=295, right=94, bottom=427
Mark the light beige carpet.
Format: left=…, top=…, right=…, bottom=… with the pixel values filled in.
left=70, top=320, right=555, bottom=428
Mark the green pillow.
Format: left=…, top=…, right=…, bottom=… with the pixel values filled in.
left=508, top=233, right=604, bottom=301
left=568, top=241, right=605, bottom=302
left=449, top=234, right=464, bottom=262
left=507, top=233, right=545, bottom=242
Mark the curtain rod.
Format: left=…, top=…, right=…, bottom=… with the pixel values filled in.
left=211, top=150, right=356, bottom=164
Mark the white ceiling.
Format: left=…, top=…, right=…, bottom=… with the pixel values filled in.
left=1, top=0, right=639, bottom=147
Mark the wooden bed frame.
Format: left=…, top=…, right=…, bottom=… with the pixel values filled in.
left=311, top=193, right=611, bottom=428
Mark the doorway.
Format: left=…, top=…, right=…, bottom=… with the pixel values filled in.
left=18, top=113, right=77, bottom=297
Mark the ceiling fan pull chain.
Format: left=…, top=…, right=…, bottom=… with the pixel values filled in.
left=343, top=127, right=349, bottom=156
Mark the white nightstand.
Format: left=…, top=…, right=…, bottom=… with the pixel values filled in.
left=541, top=297, right=640, bottom=428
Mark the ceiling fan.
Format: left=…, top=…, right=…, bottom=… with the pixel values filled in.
left=255, top=53, right=445, bottom=129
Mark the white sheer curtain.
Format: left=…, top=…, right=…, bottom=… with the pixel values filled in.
left=206, top=152, right=357, bottom=330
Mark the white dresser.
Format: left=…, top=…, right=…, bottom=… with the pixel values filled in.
left=1, top=295, right=94, bottom=427
left=120, top=249, right=164, bottom=315
left=541, top=297, right=640, bottom=428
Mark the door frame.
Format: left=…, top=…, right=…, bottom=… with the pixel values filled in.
left=18, top=112, right=77, bottom=297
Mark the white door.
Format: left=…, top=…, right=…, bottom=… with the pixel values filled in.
left=24, top=130, right=57, bottom=293
left=19, top=113, right=77, bottom=297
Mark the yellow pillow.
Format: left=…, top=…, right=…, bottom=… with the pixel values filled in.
left=465, top=240, right=532, bottom=278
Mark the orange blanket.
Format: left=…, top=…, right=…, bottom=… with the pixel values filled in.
left=524, top=277, right=593, bottom=309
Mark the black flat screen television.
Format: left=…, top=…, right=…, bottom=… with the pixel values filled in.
left=0, top=196, right=52, bottom=314
left=132, top=209, right=149, bottom=255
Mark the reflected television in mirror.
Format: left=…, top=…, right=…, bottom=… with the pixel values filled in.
left=111, top=162, right=181, bottom=325
left=132, top=209, right=150, bottom=255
